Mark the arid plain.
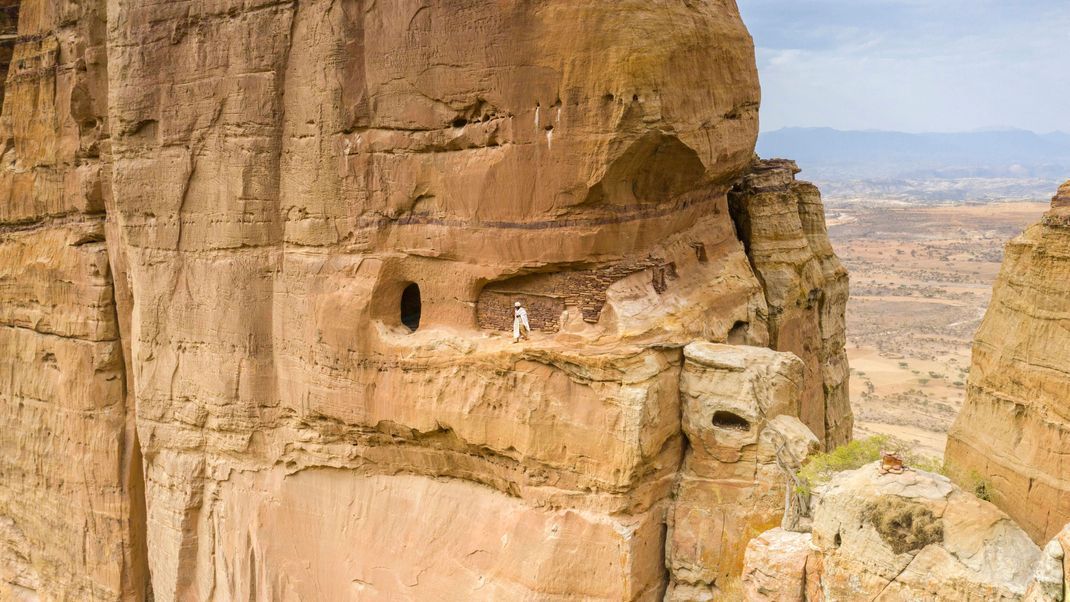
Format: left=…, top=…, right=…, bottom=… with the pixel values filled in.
left=826, top=199, right=1050, bottom=457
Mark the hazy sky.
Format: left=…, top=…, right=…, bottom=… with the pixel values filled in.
left=739, top=0, right=1070, bottom=133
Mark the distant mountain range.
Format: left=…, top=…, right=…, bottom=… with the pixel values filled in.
left=757, top=127, right=1070, bottom=202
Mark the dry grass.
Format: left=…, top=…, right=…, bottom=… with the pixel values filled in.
left=862, top=497, right=944, bottom=554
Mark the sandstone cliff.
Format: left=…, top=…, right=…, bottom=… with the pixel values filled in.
left=0, top=1, right=853, bottom=599
left=946, top=180, right=1070, bottom=544
left=729, top=160, right=852, bottom=448
left=0, top=0, right=148, bottom=599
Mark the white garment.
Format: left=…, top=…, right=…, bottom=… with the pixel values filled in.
left=513, top=307, right=531, bottom=339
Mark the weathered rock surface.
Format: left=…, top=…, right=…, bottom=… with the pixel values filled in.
left=0, top=1, right=857, bottom=600
left=743, top=464, right=1042, bottom=602
left=665, top=343, right=819, bottom=600
left=0, top=0, right=148, bottom=600
left=1022, top=534, right=1065, bottom=602
left=741, top=528, right=822, bottom=602
left=729, top=160, right=852, bottom=448
left=946, top=180, right=1070, bottom=544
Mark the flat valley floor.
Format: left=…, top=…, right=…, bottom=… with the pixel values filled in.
left=826, top=200, right=1050, bottom=458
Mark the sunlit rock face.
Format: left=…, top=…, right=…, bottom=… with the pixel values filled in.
left=729, top=160, right=852, bottom=449
left=0, top=0, right=856, bottom=599
left=665, top=343, right=819, bottom=600
left=0, top=0, right=149, bottom=599
left=946, top=180, right=1070, bottom=545
left=742, top=465, right=1041, bottom=602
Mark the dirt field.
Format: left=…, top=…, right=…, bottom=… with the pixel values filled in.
left=826, top=200, right=1049, bottom=458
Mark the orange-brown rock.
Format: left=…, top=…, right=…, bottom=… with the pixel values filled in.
left=946, top=180, right=1070, bottom=544
left=741, top=528, right=822, bottom=601
left=1045, top=180, right=1070, bottom=227
left=665, top=343, right=819, bottom=600
left=729, top=159, right=852, bottom=448
left=0, top=1, right=856, bottom=600
left=0, top=0, right=148, bottom=600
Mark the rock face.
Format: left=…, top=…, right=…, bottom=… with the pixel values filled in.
left=665, top=343, right=819, bottom=600
left=946, top=180, right=1070, bottom=544
left=742, top=528, right=822, bottom=602
left=729, top=160, right=852, bottom=448
left=0, top=1, right=855, bottom=600
left=0, top=0, right=148, bottom=600
left=743, top=464, right=1042, bottom=602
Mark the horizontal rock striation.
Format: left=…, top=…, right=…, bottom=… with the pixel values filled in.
left=946, top=179, right=1070, bottom=544
left=666, top=343, right=819, bottom=600
left=0, top=0, right=148, bottom=599
left=0, top=1, right=855, bottom=600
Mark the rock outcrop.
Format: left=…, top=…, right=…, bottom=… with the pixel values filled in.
left=729, top=160, right=852, bottom=448
left=743, top=464, right=1042, bottom=601
left=0, top=1, right=855, bottom=600
left=946, top=180, right=1070, bottom=544
left=666, top=343, right=819, bottom=600
left=742, top=528, right=823, bottom=602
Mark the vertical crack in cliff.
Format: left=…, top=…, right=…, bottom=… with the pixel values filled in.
left=90, top=0, right=152, bottom=595
left=107, top=244, right=153, bottom=601
left=726, top=177, right=772, bottom=344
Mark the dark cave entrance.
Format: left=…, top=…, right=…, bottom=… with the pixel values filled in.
left=712, top=410, right=751, bottom=431
left=400, top=283, right=421, bottom=331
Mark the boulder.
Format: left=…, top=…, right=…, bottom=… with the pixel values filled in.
left=742, top=528, right=822, bottom=601
left=812, top=463, right=1040, bottom=601
left=744, top=464, right=1046, bottom=602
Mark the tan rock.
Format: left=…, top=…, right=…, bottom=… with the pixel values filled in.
left=729, top=160, right=852, bottom=448
left=0, top=1, right=859, bottom=600
left=811, top=464, right=1039, bottom=601
left=104, top=1, right=770, bottom=598
left=946, top=179, right=1070, bottom=544
left=665, top=343, right=820, bottom=601
left=0, top=0, right=148, bottom=600
left=742, top=528, right=822, bottom=602
left=1022, top=537, right=1064, bottom=602
left=1050, top=180, right=1070, bottom=210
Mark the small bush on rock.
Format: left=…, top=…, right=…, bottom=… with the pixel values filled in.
left=945, top=467, right=993, bottom=501
left=862, top=497, right=944, bottom=554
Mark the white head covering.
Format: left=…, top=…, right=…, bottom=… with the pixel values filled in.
left=515, top=301, right=522, bottom=307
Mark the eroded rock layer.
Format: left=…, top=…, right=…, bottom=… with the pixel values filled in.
left=0, top=0, right=148, bottom=599
left=729, top=160, right=852, bottom=448
left=946, top=181, right=1070, bottom=544
left=665, top=343, right=819, bottom=599
left=0, top=1, right=856, bottom=600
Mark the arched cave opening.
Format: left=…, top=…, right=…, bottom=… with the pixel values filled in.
left=727, top=321, right=749, bottom=344
left=400, top=283, right=421, bottom=331
left=712, top=410, right=751, bottom=431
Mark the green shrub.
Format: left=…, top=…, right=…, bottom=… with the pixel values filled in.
left=797, top=435, right=888, bottom=494
left=945, top=467, right=993, bottom=501
left=797, top=435, right=946, bottom=495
